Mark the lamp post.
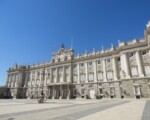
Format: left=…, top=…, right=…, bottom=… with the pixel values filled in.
left=38, top=68, right=46, bottom=103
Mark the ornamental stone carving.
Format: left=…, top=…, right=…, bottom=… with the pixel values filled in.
left=88, top=65, right=94, bottom=73
left=73, top=65, right=77, bottom=74
left=97, top=65, right=102, bottom=72
left=59, top=68, right=63, bottom=75
left=106, top=61, right=113, bottom=71
left=66, top=67, right=70, bottom=74
left=53, top=69, right=57, bottom=76
left=80, top=65, right=85, bottom=74
left=52, top=46, right=73, bottom=63
left=129, top=56, right=137, bottom=66
left=142, top=54, right=150, bottom=65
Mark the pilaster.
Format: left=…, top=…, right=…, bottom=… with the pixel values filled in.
left=121, top=53, right=131, bottom=78
left=77, top=64, right=80, bottom=83
left=52, top=86, right=55, bottom=99
left=94, top=61, right=97, bottom=82
left=39, top=70, right=42, bottom=86
left=102, top=59, right=107, bottom=81
left=85, top=62, right=88, bottom=83
left=50, top=69, right=53, bottom=83
left=69, top=64, right=72, bottom=83
left=56, top=68, right=58, bottom=83
left=136, top=51, right=144, bottom=77
left=112, top=57, right=118, bottom=80
left=44, top=69, right=47, bottom=86
left=30, top=72, right=33, bottom=87
left=34, top=71, right=37, bottom=87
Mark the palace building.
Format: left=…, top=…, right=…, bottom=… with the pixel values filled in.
left=5, top=21, right=150, bottom=99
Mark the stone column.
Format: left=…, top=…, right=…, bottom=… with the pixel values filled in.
left=69, top=65, right=72, bottom=83
left=77, top=64, right=80, bottom=83
left=52, top=86, right=55, bottom=99
left=112, top=57, right=118, bottom=80
left=30, top=72, right=33, bottom=87
left=34, top=72, right=37, bottom=87
left=13, top=74, right=16, bottom=87
left=55, top=68, right=58, bottom=83
left=67, top=85, right=70, bottom=99
left=102, top=59, right=107, bottom=81
left=94, top=61, right=97, bottom=82
left=121, top=53, right=130, bottom=78
left=16, top=73, right=19, bottom=87
left=62, top=67, right=65, bottom=83
left=8, top=74, right=12, bottom=87
left=10, top=74, right=13, bottom=87
left=85, top=62, right=88, bottom=83
left=136, top=51, right=144, bottom=77
left=24, top=72, right=29, bottom=87
left=44, top=69, right=47, bottom=86
left=50, top=69, right=53, bottom=83
left=39, top=70, right=42, bottom=86
left=19, top=72, right=23, bottom=87
left=11, top=74, right=13, bottom=87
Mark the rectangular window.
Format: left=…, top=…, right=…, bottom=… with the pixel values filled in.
left=117, top=57, right=120, bottom=62
left=99, top=89, right=103, bottom=95
left=134, top=86, right=140, bottom=95
left=142, top=50, right=147, bottom=55
left=110, top=87, right=115, bottom=95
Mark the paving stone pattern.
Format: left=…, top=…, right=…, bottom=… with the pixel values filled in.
left=49, top=101, right=128, bottom=120
left=141, top=101, right=150, bottom=120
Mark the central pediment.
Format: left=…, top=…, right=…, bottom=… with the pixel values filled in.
left=52, top=45, right=74, bottom=63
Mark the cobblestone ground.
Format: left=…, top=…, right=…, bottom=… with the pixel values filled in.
left=0, top=99, right=149, bottom=120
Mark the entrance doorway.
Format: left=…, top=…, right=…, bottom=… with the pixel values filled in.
left=89, top=89, right=95, bottom=99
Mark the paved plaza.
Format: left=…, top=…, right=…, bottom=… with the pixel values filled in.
left=0, top=99, right=149, bottom=120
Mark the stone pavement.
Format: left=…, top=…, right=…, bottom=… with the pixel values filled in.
left=79, top=100, right=146, bottom=120
left=141, top=101, right=150, bottom=120
left=0, top=99, right=149, bottom=120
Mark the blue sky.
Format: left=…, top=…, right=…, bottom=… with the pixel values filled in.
left=0, top=0, right=150, bottom=85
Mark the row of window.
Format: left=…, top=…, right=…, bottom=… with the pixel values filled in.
left=79, top=85, right=150, bottom=96
left=129, top=50, right=149, bottom=57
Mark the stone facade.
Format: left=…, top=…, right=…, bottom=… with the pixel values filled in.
left=5, top=21, right=150, bottom=99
